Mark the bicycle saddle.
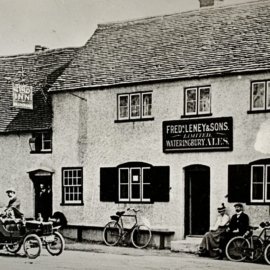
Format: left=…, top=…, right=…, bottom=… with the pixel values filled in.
left=116, top=211, right=125, bottom=216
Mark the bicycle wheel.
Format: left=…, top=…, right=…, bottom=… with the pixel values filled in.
left=264, top=242, right=270, bottom=264
left=45, top=232, right=65, bottom=256
left=225, top=236, right=250, bottom=262
left=131, top=224, right=152, bottom=249
left=103, top=221, right=122, bottom=246
left=249, top=235, right=263, bottom=262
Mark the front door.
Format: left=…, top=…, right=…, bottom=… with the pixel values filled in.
left=33, top=176, right=52, bottom=221
left=184, top=165, right=210, bottom=236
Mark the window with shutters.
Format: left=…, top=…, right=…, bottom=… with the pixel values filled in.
left=100, top=163, right=169, bottom=203
left=228, top=160, right=270, bottom=205
left=251, top=165, right=270, bottom=203
left=62, top=167, right=83, bottom=205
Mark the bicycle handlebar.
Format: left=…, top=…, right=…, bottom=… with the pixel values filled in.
left=127, top=208, right=140, bottom=213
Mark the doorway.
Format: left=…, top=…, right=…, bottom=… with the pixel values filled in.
left=184, top=165, right=210, bottom=236
left=28, top=169, right=53, bottom=221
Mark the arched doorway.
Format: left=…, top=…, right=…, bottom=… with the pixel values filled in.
left=184, top=165, right=210, bottom=236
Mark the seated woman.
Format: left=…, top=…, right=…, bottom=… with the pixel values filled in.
left=198, top=203, right=230, bottom=257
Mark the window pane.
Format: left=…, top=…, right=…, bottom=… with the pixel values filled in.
left=119, top=96, right=129, bottom=118
left=253, top=184, right=263, bottom=200
left=266, top=166, right=270, bottom=200
left=143, top=168, right=151, bottom=184
left=120, top=169, right=129, bottom=183
left=143, top=184, right=151, bottom=200
left=252, top=166, right=264, bottom=201
left=186, top=89, right=197, bottom=114
left=199, top=87, right=210, bottom=113
left=131, top=168, right=140, bottom=183
left=143, top=93, right=152, bottom=116
left=267, top=82, right=270, bottom=109
left=252, top=82, right=265, bottom=109
left=253, top=166, right=264, bottom=183
left=131, top=95, right=140, bottom=117
left=131, top=184, right=140, bottom=199
left=120, top=184, right=129, bottom=199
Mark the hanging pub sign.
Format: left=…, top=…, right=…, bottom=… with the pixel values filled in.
left=12, top=83, right=33, bottom=110
left=163, top=117, right=233, bottom=153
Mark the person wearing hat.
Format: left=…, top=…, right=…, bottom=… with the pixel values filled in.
left=227, top=203, right=249, bottom=236
left=3, top=188, right=23, bottom=219
left=198, top=203, right=230, bottom=257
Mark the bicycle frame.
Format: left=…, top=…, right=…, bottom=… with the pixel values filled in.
left=243, top=226, right=270, bottom=260
left=116, top=213, right=138, bottom=239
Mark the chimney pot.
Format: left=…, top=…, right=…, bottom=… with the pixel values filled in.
left=35, top=45, right=42, bottom=52
left=199, top=0, right=224, bottom=8
left=35, top=45, right=49, bottom=52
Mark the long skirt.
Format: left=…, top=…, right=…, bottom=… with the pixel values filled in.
left=200, top=227, right=226, bottom=252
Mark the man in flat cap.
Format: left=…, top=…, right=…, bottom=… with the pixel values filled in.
left=4, top=188, right=23, bottom=219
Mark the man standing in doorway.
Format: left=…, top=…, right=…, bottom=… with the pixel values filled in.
left=37, top=184, right=51, bottom=221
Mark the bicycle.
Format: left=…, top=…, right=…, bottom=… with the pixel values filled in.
left=225, top=222, right=270, bottom=262
left=103, top=208, right=152, bottom=249
left=262, top=222, right=270, bottom=264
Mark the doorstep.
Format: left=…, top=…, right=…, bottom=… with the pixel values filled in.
left=171, top=236, right=202, bottom=253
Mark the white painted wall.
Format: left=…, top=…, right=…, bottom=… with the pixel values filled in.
left=0, top=133, right=53, bottom=218
left=50, top=72, right=270, bottom=240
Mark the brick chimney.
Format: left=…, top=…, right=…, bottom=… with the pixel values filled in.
left=199, top=0, right=224, bottom=7
left=35, top=45, right=49, bottom=52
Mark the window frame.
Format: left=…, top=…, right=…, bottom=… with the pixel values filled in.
left=184, top=86, right=211, bottom=117
left=117, top=91, right=153, bottom=122
left=118, top=166, right=151, bottom=203
left=30, top=130, right=52, bottom=154
left=249, top=80, right=270, bottom=112
left=61, top=167, right=83, bottom=205
left=251, top=164, right=265, bottom=203
left=250, top=164, right=270, bottom=203
left=118, top=94, right=129, bottom=120
left=251, top=81, right=266, bottom=111
left=130, top=93, right=141, bottom=120
left=142, top=92, right=152, bottom=118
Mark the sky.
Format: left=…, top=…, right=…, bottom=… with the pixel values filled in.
left=0, top=0, right=259, bottom=56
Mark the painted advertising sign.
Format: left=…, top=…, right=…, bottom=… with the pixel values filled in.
left=12, top=83, right=33, bottom=110
left=163, top=117, right=233, bottom=153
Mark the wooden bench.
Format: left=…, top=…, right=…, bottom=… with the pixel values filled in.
left=65, top=225, right=174, bottom=249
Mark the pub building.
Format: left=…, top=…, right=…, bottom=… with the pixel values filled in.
left=47, top=0, right=270, bottom=248
left=0, top=46, right=78, bottom=219
left=1, top=0, right=270, bottom=250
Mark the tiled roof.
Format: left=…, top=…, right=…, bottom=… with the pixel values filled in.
left=50, top=0, right=270, bottom=92
left=0, top=47, right=78, bottom=133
